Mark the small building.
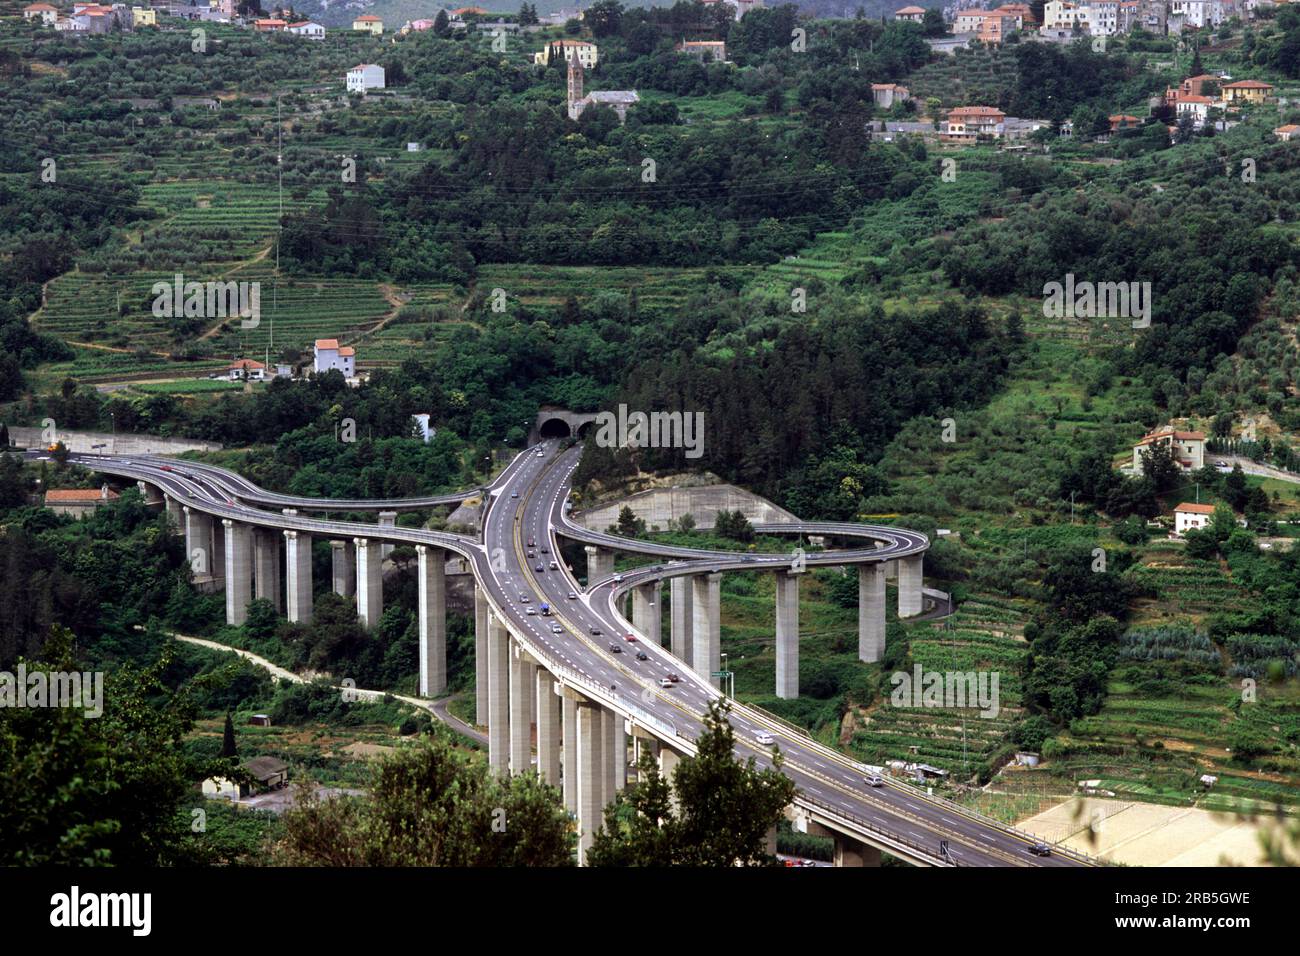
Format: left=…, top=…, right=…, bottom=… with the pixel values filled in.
left=871, top=83, right=910, bottom=109
left=131, top=5, right=155, bottom=26
left=228, top=358, right=266, bottom=381
left=1275, top=124, right=1300, bottom=142
left=895, top=5, right=926, bottom=20
left=253, top=17, right=286, bottom=31
left=676, top=39, right=727, bottom=63
left=201, top=776, right=240, bottom=800
left=1174, top=502, right=1215, bottom=535
left=976, top=12, right=1017, bottom=44
left=23, top=3, right=59, bottom=24
left=1109, top=114, right=1141, bottom=133
left=352, top=13, right=383, bottom=34
left=248, top=714, right=272, bottom=727
left=1221, top=80, right=1273, bottom=106
left=347, top=63, right=386, bottom=93
left=953, top=8, right=989, bottom=32
left=943, top=105, right=1006, bottom=141
left=287, top=20, right=324, bottom=38
left=314, top=338, right=356, bottom=377
left=1175, top=94, right=1214, bottom=128
left=1133, top=427, right=1205, bottom=471
left=243, top=756, right=289, bottom=791
left=45, top=485, right=120, bottom=517
left=412, top=413, right=435, bottom=443
left=1014, top=751, right=1041, bottom=767
left=534, top=38, right=598, bottom=68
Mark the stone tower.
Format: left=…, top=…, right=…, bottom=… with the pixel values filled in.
left=567, top=48, right=583, bottom=120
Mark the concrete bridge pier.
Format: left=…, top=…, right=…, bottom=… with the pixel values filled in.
left=834, top=835, right=882, bottom=868
left=898, top=554, right=924, bottom=618
left=536, top=669, right=562, bottom=786
left=561, top=691, right=579, bottom=813
left=474, top=585, right=489, bottom=725
left=354, top=537, right=383, bottom=628
left=135, top=480, right=163, bottom=506
left=378, top=510, right=397, bottom=559
left=858, top=564, right=887, bottom=663
left=330, top=540, right=356, bottom=597
left=775, top=570, right=799, bottom=699
left=575, top=699, right=605, bottom=865
left=487, top=613, right=511, bottom=777
left=222, top=519, right=252, bottom=626
left=691, top=572, right=721, bottom=688
left=584, top=545, right=614, bottom=583
left=632, top=581, right=661, bottom=646
left=164, top=495, right=184, bottom=531
left=415, top=545, right=447, bottom=696
left=211, top=514, right=226, bottom=585
left=183, top=506, right=214, bottom=579
left=509, top=641, right=536, bottom=775
left=284, top=530, right=313, bottom=623
left=254, top=528, right=282, bottom=613
left=670, top=575, right=692, bottom=661
left=604, top=709, right=625, bottom=802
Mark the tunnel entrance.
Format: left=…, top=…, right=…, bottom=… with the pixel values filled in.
left=538, top=418, right=572, bottom=439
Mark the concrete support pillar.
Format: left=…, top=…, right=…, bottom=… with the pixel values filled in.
left=898, top=553, right=924, bottom=618
left=254, top=528, right=282, bottom=613
left=135, top=480, right=162, bottom=505
left=416, top=544, right=447, bottom=697
left=834, top=835, right=882, bottom=867
left=210, top=513, right=225, bottom=584
left=487, top=614, right=510, bottom=778
left=474, top=585, right=489, bottom=725
left=859, top=564, right=887, bottom=663
left=165, top=495, right=184, bottom=531
left=765, top=825, right=779, bottom=857
left=378, top=510, right=397, bottom=559
left=284, top=529, right=313, bottom=623
left=606, top=709, right=625, bottom=798
left=659, top=746, right=682, bottom=812
left=576, top=701, right=604, bottom=865
left=775, top=570, right=799, bottom=699
left=354, top=537, right=383, bottom=628
left=632, top=581, right=662, bottom=646
left=183, top=506, right=214, bottom=578
left=509, top=642, right=535, bottom=775
left=691, top=572, right=721, bottom=688
left=562, top=693, right=578, bottom=813
left=222, top=519, right=252, bottom=626
left=330, top=540, right=355, bottom=597
left=670, top=575, right=693, bottom=661
left=584, top=544, right=614, bottom=583
left=536, top=669, right=562, bottom=786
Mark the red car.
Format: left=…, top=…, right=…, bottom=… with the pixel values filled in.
left=666, top=673, right=680, bottom=683
left=624, top=633, right=637, bottom=643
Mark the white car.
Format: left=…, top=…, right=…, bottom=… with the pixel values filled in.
left=864, top=775, right=884, bottom=788
left=755, top=732, right=776, bottom=746
left=536, top=449, right=545, bottom=457
left=659, top=678, right=674, bottom=688
left=526, top=607, right=537, bottom=616
left=568, top=590, right=578, bottom=599
left=551, top=624, right=563, bottom=634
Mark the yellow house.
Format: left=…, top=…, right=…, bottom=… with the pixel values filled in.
left=1221, top=80, right=1272, bottom=105
left=533, top=38, right=598, bottom=68
left=352, top=13, right=383, bottom=34
left=132, top=6, right=156, bottom=26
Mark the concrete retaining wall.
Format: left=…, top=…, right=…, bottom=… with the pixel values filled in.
left=9, top=427, right=221, bottom=455
left=575, top=484, right=797, bottom=532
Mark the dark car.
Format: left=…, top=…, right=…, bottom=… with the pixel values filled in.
left=608, top=643, right=623, bottom=654
left=1028, top=842, right=1052, bottom=857
left=635, top=652, right=648, bottom=662
left=535, top=564, right=544, bottom=572
left=589, top=626, right=602, bottom=636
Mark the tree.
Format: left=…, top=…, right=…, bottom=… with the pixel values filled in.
left=588, top=699, right=797, bottom=866
left=220, top=712, right=238, bottom=758
left=585, top=0, right=624, bottom=37
left=433, top=8, right=450, bottom=36
left=1140, top=440, right=1181, bottom=494
left=275, top=732, right=574, bottom=865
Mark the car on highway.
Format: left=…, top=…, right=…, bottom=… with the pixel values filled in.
left=635, top=652, right=648, bottom=661
left=755, top=732, right=776, bottom=746
left=863, top=775, right=884, bottom=788
left=659, top=678, right=674, bottom=688
left=527, top=550, right=535, bottom=558
left=608, top=643, right=623, bottom=654
left=527, top=537, right=535, bottom=548
left=568, top=591, right=578, bottom=600
left=549, top=561, right=558, bottom=570
left=160, top=465, right=174, bottom=472
left=519, top=595, right=530, bottom=603
left=526, top=607, right=537, bottom=616
left=589, top=626, right=601, bottom=636
left=666, top=673, right=680, bottom=683
left=613, top=574, right=624, bottom=583
left=624, top=633, right=637, bottom=643
left=1028, top=842, right=1052, bottom=857
left=551, top=624, right=564, bottom=634
left=536, top=449, right=545, bottom=457
left=511, top=491, right=519, bottom=498
left=541, top=546, right=549, bottom=554
left=535, top=564, right=544, bottom=572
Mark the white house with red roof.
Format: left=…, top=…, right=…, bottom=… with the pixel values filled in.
left=1133, top=427, right=1205, bottom=472
left=23, top=3, right=59, bottom=24
left=314, top=339, right=356, bottom=377
left=228, top=358, right=266, bottom=381
left=895, top=5, right=926, bottom=20
left=1173, top=502, right=1214, bottom=535
left=943, top=106, right=1006, bottom=140
left=287, top=20, right=324, bottom=38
